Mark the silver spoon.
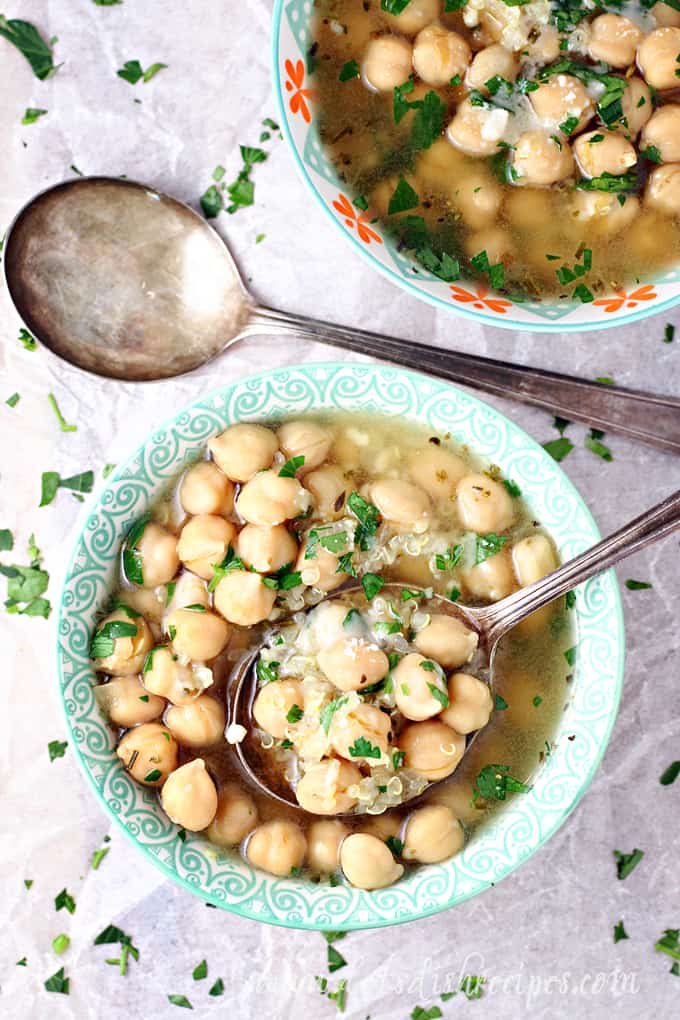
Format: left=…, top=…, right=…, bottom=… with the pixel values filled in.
left=230, top=487, right=680, bottom=812
left=4, top=176, right=680, bottom=452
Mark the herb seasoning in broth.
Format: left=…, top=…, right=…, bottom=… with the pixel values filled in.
left=310, top=0, right=680, bottom=302
left=90, top=412, right=574, bottom=891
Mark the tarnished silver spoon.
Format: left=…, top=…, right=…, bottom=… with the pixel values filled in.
left=229, top=487, right=680, bottom=812
left=4, top=176, right=680, bottom=451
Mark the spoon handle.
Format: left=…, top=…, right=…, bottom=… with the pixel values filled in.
left=244, top=305, right=680, bottom=453
left=472, top=489, right=680, bottom=648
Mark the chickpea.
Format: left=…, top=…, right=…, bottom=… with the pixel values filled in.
left=447, top=98, right=510, bottom=156
left=464, top=226, right=514, bottom=265
left=530, top=75, right=594, bottom=133
left=362, top=35, right=413, bottom=93
left=466, top=44, right=517, bottom=94
left=296, top=758, right=362, bottom=814
left=400, top=720, right=466, bottom=781
left=207, top=423, right=278, bottom=482
left=588, top=14, right=643, bottom=68
left=122, top=588, right=165, bottom=625
left=628, top=209, right=678, bottom=261
left=143, top=646, right=204, bottom=705
left=296, top=542, right=347, bottom=593
left=457, top=473, right=514, bottom=534
left=307, top=819, right=349, bottom=874
left=463, top=549, right=516, bottom=601
left=165, top=571, right=209, bottom=614
left=309, top=601, right=352, bottom=650
left=414, top=614, right=478, bottom=670
left=177, top=514, right=236, bottom=581
left=214, top=569, right=276, bottom=627
left=440, top=672, right=493, bottom=734
left=360, top=813, right=402, bottom=841
left=512, top=131, right=574, bottom=187
left=413, top=25, right=471, bottom=87
left=332, top=432, right=362, bottom=471
left=383, top=0, right=440, bottom=36
left=161, top=758, right=218, bottom=831
left=569, top=191, right=640, bottom=236
left=646, top=163, right=680, bottom=214
left=403, top=804, right=465, bottom=863
left=504, top=188, right=553, bottom=228
left=525, top=25, right=560, bottom=63
left=451, top=172, right=503, bottom=230
left=135, top=523, right=179, bottom=588
left=92, top=610, right=153, bottom=676
left=652, top=1, right=680, bottom=27
left=637, top=27, right=680, bottom=90
left=574, top=130, right=637, bottom=179
left=116, top=722, right=177, bottom=786
left=235, top=523, right=298, bottom=574
left=277, top=420, right=333, bottom=475
left=393, top=653, right=449, bottom=722
left=97, top=675, right=165, bottom=727
left=641, top=105, right=680, bottom=163
left=417, top=136, right=467, bottom=191
left=179, top=461, right=234, bottom=517
left=166, top=607, right=230, bottom=661
left=236, top=469, right=311, bottom=526
left=305, top=465, right=348, bottom=521
left=369, top=478, right=431, bottom=532
left=512, top=534, right=557, bottom=587
left=165, top=695, right=225, bottom=748
left=252, top=679, right=303, bottom=739
left=329, top=703, right=391, bottom=760
left=247, top=820, right=307, bottom=877
left=340, top=833, right=404, bottom=890
left=318, top=637, right=389, bottom=693
left=617, top=77, right=652, bottom=138
left=205, top=782, right=258, bottom=846
left=407, top=444, right=467, bottom=502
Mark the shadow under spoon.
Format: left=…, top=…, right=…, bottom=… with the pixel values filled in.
left=4, top=176, right=680, bottom=452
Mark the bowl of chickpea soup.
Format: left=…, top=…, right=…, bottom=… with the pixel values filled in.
left=274, top=0, right=680, bottom=330
left=58, top=363, right=624, bottom=929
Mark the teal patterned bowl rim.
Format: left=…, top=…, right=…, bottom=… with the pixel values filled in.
left=271, top=0, right=680, bottom=332
left=57, top=362, right=625, bottom=930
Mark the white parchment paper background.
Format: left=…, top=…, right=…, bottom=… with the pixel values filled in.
left=1, top=2, right=678, bottom=1017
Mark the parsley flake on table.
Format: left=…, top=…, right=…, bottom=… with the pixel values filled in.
left=95, top=925, right=140, bottom=976
left=55, top=888, right=76, bottom=913
left=613, top=847, right=644, bottom=880
left=117, top=59, right=167, bottom=84
left=472, top=764, right=529, bottom=804
left=327, top=945, right=347, bottom=972
left=625, top=579, right=652, bottom=590
left=167, top=994, right=193, bottom=1009
left=459, top=975, right=486, bottom=1000
left=44, top=966, right=70, bottom=994
left=6, top=392, right=20, bottom=407
left=92, top=0, right=123, bottom=5
left=585, top=429, right=613, bottom=462
left=2, top=553, right=51, bottom=617
left=613, top=920, right=629, bottom=943
left=52, top=933, right=70, bottom=955
left=91, top=845, right=109, bottom=870
left=16, top=957, right=27, bottom=966
left=40, top=469, right=93, bottom=507
left=411, top=1007, right=442, bottom=1020
left=327, top=977, right=347, bottom=1011
left=542, top=437, right=574, bottom=462
left=18, top=327, right=37, bottom=351
left=22, top=107, right=47, bottom=124
left=48, top=740, right=68, bottom=762
left=655, top=928, right=680, bottom=971
left=660, top=761, right=680, bottom=786
left=47, top=392, right=77, bottom=432
left=0, top=16, right=56, bottom=79
left=0, top=528, right=13, bottom=551
left=192, top=959, right=207, bottom=980
left=24, top=879, right=33, bottom=889
left=663, top=323, right=675, bottom=344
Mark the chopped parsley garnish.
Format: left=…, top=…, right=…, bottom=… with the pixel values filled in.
left=394, top=86, right=447, bottom=151
left=22, top=106, right=47, bottom=124
left=48, top=740, right=68, bottom=762
left=339, top=59, right=360, bottom=82
left=388, top=176, right=420, bottom=215
left=55, top=888, right=76, bottom=914
left=279, top=455, right=305, bottom=477
left=625, top=579, right=652, bottom=590
left=566, top=590, right=576, bottom=610
left=209, top=978, right=225, bottom=996
left=381, top=0, right=412, bottom=11
left=5, top=392, right=20, bottom=408
left=664, top=323, right=675, bottom=344
left=16, top=957, right=27, bottom=966
left=44, top=966, right=70, bottom=994
left=40, top=469, right=94, bottom=507
left=192, top=959, right=207, bottom=980
left=640, top=145, right=662, bottom=164
left=336, top=551, right=356, bottom=576
left=449, top=587, right=460, bottom=602
left=475, top=533, right=507, bottom=564
left=386, top=836, right=404, bottom=857
left=323, top=931, right=347, bottom=945
left=362, top=572, right=384, bottom=600
left=117, top=59, right=167, bottom=84
left=435, top=544, right=463, bottom=571
left=459, top=975, right=486, bottom=1000
left=0, top=16, right=55, bottom=79
left=208, top=544, right=245, bottom=590
left=348, top=491, right=381, bottom=549
left=182, top=603, right=206, bottom=612
left=559, top=115, right=579, bottom=136
left=392, top=750, right=405, bottom=769
left=143, top=645, right=165, bottom=673
left=614, top=920, right=629, bottom=943
left=533, top=695, right=542, bottom=707
left=200, top=185, right=222, bottom=218
left=328, top=978, right=347, bottom=1011
left=343, top=608, right=362, bottom=627
left=576, top=171, right=637, bottom=193
left=24, top=879, right=33, bottom=890
left=411, top=1007, right=442, bottom=1020
left=306, top=530, right=348, bottom=558
left=655, top=928, right=680, bottom=968
left=542, top=437, right=574, bottom=462
left=286, top=704, right=304, bottom=724
left=320, top=696, right=347, bottom=734
left=167, top=995, right=193, bottom=1009
left=2, top=551, right=51, bottom=618
left=427, top=682, right=449, bottom=708
left=121, top=512, right=151, bottom=585
left=401, top=587, right=423, bottom=601
left=348, top=736, right=382, bottom=759
left=52, top=933, right=70, bottom=955
left=613, top=847, right=644, bottom=880
left=0, top=529, right=13, bottom=552
left=94, top=925, right=140, bottom=976
left=328, top=945, right=347, bottom=972
left=91, top=845, right=109, bottom=870
left=472, top=764, right=529, bottom=804
left=564, top=646, right=577, bottom=667
left=660, top=761, right=680, bottom=786
left=47, top=393, right=77, bottom=432
left=143, top=769, right=162, bottom=783
left=18, top=327, right=37, bottom=351
left=494, top=693, right=508, bottom=711
left=585, top=431, right=613, bottom=461
left=502, top=479, right=521, bottom=498
left=90, top=619, right=137, bottom=659
left=256, top=658, right=279, bottom=685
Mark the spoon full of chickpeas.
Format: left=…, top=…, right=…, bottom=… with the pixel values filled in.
left=231, top=486, right=680, bottom=813
left=4, top=176, right=680, bottom=453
